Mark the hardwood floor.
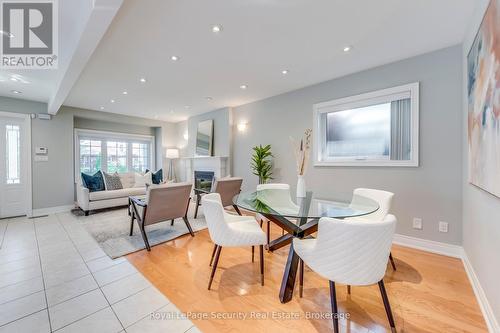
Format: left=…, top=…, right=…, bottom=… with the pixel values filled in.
left=127, top=223, right=487, bottom=333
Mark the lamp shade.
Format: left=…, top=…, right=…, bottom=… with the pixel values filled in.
left=166, top=148, right=179, bottom=159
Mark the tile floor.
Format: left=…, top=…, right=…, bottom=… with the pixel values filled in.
left=0, top=212, right=200, bottom=333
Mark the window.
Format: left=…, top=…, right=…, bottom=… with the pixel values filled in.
left=79, top=139, right=102, bottom=174
left=5, top=124, right=20, bottom=184
left=107, top=141, right=128, bottom=173
left=313, top=82, right=419, bottom=167
left=132, top=143, right=149, bottom=172
left=75, top=129, right=154, bottom=177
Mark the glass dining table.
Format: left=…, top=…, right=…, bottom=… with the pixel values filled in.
left=233, top=189, right=379, bottom=303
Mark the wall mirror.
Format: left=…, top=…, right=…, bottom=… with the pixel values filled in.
left=195, top=119, right=214, bottom=156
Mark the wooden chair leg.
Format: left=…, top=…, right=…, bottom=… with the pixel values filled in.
left=252, top=246, right=255, bottom=262
left=233, top=205, right=242, bottom=216
left=170, top=219, right=174, bottom=226
left=259, top=245, right=264, bottom=286
left=209, top=244, right=217, bottom=266
left=194, top=194, right=201, bottom=219
left=139, top=224, right=151, bottom=251
left=329, top=281, right=339, bottom=333
left=208, top=246, right=222, bottom=290
left=183, top=216, right=195, bottom=237
left=129, top=213, right=135, bottom=236
left=299, top=259, right=304, bottom=297
left=266, top=221, right=270, bottom=248
left=389, top=252, right=397, bottom=271
left=347, top=285, right=351, bottom=295
left=378, top=280, right=397, bottom=332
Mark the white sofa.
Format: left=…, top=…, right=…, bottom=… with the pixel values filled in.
left=76, top=172, right=147, bottom=215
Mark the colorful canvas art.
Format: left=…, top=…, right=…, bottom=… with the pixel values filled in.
left=468, top=0, right=500, bottom=197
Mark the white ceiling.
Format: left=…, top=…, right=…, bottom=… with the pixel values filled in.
left=20, top=1, right=481, bottom=121
left=0, top=0, right=122, bottom=113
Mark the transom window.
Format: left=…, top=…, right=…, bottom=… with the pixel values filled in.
left=313, top=82, right=419, bottom=167
left=75, top=129, right=154, bottom=177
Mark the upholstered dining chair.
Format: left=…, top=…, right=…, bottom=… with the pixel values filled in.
left=194, top=177, right=243, bottom=218
left=202, top=193, right=267, bottom=290
left=129, top=182, right=194, bottom=251
left=349, top=188, right=396, bottom=270
left=294, top=216, right=398, bottom=333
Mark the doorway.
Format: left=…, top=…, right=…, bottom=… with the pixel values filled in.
left=0, top=112, right=31, bottom=218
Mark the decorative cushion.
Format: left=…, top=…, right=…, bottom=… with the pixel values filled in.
left=102, top=171, right=123, bottom=190
left=146, top=169, right=163, bottom=184
left=134, top=172, right=152, bottom=188
left=118, top=172, right=135, bottom=188
left=81, top=171, right=105, bottom=192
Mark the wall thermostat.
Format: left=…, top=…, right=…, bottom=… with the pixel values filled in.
left=36, top=147, right=48, bottom=155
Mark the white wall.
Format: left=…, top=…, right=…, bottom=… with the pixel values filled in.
left=462, top=0, right=500, bottom=329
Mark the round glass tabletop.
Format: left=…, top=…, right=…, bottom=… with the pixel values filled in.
left=233, top=189, right=379, bottom=220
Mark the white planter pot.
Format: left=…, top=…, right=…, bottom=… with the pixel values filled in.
left=296, top=175, right=306, bottom=198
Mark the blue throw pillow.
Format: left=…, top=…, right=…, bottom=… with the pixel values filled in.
left=146, top=169, right=163, bottom=184
left=81, top=171, right=105, bottom=192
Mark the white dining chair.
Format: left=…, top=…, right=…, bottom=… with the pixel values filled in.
left=349, top=188, right=396, bottom=270
left=202, top=193, right=267, bottom=290
left=255, top=183, right=297, bottom=248
left=294, top=216, right=397, bottom=333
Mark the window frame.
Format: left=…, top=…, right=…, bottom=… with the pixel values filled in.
left=74, top=129, right=155, bottom=182
left=312, top=82, right=419, bottom=167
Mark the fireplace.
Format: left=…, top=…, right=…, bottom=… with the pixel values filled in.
left=194, top=171, right=215, bottom=192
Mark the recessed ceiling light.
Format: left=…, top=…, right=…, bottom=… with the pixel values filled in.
left=139, top=78, right=146, bottom=83
left=212, top=25, right=223, bottom=33
left=110, top=99, right=115, bottom=103
left=343, top=46, right=352, bottom=52
left=171, top=55, right=179, bottom=61
left=11, top=90, right=21, bottom=94
left=122, top=91, right=128, bottom=95
left=10, top=77, right=18, bottom=82
left=100, top=106, right=104, bottom=110
left=205, top=97, right=213, bottom=101
left=281, top=69, right=289, bottom=75
left=239, top=84, right=248, bottom=90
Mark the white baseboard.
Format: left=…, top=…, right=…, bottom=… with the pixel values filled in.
left=393, top=233, right=463, bottom=258
left=393, top=233, right=499, bottom=332
left=31, top=204, right=75, bottom=217
left=462, top=252, right=500, bottom=333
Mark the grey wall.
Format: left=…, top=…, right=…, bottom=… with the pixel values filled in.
left=232, top=45, right=463, bottom=245
left=462, top=0, right=500, bottom=326
left=185, top=107, right=233, bottom=158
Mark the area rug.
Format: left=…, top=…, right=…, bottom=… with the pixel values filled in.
left=73, top=206, right=207, bottom=258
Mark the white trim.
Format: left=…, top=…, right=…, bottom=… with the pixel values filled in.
left=0, top=111, right=33, bottom=217
left=394, top=234, right=499, bottom=332
left=32, top=204, right=75, bottom=217
left=462, top=252, right=500, bottom=333
left=313, top=82, right=419, bottom=167
left=393, top=233, right=463, bottom=258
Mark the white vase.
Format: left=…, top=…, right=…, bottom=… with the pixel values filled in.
left=296, top=175, right=306, bottom=198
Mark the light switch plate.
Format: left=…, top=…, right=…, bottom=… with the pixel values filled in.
left=439, top=221, right=448, bottom=233
left=413, top=218, right=423, bottom=230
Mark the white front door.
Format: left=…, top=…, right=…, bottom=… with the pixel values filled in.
left=0, top=116, right=28, bottom=218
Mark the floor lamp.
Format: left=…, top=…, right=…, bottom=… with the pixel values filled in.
left=166, top=148, right=179, bottom=181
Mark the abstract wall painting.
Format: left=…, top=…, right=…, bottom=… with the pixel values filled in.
left=468, top=0, right=500, bottom=197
